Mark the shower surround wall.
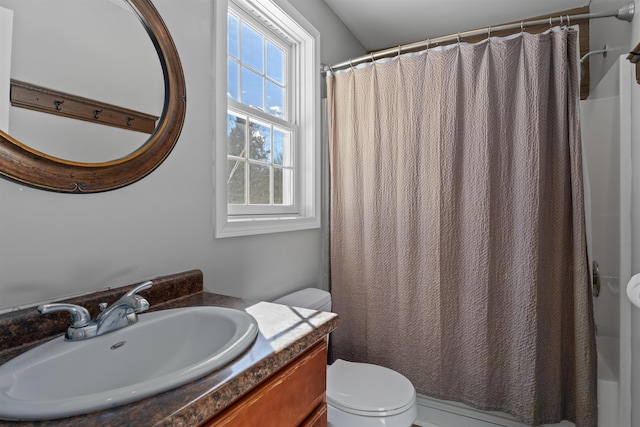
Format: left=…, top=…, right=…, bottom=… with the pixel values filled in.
left=580, top=58, right=624, bottom=427
left=628, top=0, right=640, bottom=424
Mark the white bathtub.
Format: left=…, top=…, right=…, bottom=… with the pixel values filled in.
left=597, top=335, right=620, bottom=427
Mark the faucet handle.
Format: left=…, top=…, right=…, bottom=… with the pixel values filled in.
left=38, top=303, right=92, bottom=328
left=123, top=280, right=152, bottom=314
left=125, top=280, right=153, bottom=297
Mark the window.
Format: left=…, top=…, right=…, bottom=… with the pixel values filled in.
left=226, top=113, right=294, bottom=210
left=215, top=0, right=320, bottom=237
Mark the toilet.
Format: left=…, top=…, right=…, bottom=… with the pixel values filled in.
left=273, top=288, right=417, bottom=427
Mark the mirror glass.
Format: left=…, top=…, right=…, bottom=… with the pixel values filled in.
left=0, top=0, right=164, bottom=163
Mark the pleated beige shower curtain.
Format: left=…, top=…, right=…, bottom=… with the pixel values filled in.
left=327, top=27, right=596, bottom=427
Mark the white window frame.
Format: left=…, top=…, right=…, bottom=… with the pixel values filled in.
left=214, top=0, right=320, bottom=238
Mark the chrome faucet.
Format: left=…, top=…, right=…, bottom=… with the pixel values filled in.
left=38, top=281, right=153, bottom=341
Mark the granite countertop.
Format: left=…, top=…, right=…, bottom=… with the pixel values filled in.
left=0, top=270, right=338, bottom=426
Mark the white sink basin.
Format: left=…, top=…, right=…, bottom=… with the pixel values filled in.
left=0, top=306, right=258, bottom=421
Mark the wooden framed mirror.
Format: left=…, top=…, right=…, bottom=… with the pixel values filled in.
left=0, top=0, right=186, bottom=193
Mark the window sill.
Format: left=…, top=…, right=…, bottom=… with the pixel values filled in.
left=215, top=214, right=320, bottom=238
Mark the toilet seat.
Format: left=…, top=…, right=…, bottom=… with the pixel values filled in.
left=327, top=359, right=416, bottom=417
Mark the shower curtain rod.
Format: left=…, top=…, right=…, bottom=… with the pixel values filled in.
left=323, top=1, right=635, bottom=73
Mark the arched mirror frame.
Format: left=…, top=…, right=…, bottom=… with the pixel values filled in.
left=0, top=0, right=186, bottom=193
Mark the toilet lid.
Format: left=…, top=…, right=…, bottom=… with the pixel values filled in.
left=327, top=359, right=416, bottom=416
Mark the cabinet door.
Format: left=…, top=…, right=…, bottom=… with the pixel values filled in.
left=300, top=403, right=327, bottom=427
left=204, top=339, right=327, bottom=427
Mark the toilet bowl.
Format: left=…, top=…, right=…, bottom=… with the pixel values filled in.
left=273, top=289, right=417, bottom=427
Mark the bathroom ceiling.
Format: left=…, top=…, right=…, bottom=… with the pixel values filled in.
left=322, top=0, right=590, bottom=51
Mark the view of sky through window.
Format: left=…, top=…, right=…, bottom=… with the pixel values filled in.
left=227, top=13, right=285, bottom=119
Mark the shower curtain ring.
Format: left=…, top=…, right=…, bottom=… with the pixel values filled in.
left=457, top=32, right=461, bottom=45
left=567, top=15, right=571, bottom=27
left=560, top=15, right=564, bottom=27
left=520, top=21, right=524, bottom=33
left=397, top=45, right=402, bottom=58
left=487, top=26, right=492, bottom=39
left=549, top=17, right=553, bottom=29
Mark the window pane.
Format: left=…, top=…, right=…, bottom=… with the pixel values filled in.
left=266, top=81, right=284, bottom=118
left=227, top=114, right=246, bottom=157
left=273, top=129, right=283, bottom=166
left=273, top=128, right=291, bottom=166
left=241, top=23, right=264, bottom=73
left=241, top=67, right=264, bottom=110
left=228, top=14, right=239, bottom=59
left=274, top=167, right=283, bottom=205
left=249, top=164, right=270, bottom=204
left=227, top=160, right=246, bottom=204
left=249, top=121, right=271, bottom=163
left=266, top=41, right=283, bottom=84
left=227, top=59, right=239, bottom=101
left=274, top=167, right=293, bottom=205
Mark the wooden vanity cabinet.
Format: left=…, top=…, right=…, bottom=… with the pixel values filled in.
left=202, top=339, right=328, bottom=427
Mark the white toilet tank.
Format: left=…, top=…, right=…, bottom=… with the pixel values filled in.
left=273, top=288, right=332, bottom=312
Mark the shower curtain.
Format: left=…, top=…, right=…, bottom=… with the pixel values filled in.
left=327, top=27, right=596, bottom=427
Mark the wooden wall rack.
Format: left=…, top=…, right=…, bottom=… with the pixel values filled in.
left=10, top=79, right=159, bottom=134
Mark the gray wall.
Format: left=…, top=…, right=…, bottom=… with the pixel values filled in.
left=0, top=0, right=365, bottom=311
